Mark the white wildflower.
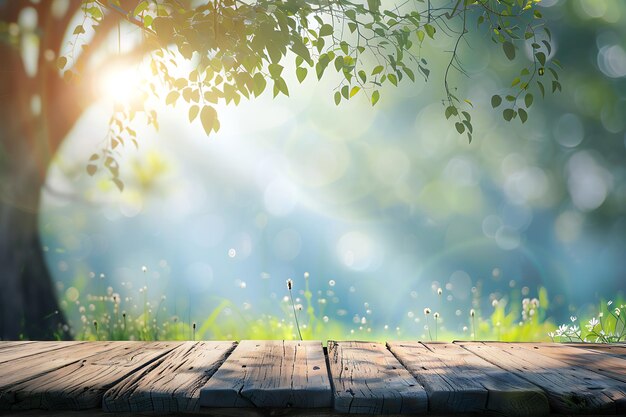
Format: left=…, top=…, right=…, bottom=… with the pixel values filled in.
left=586, top=317, right=599, bottom=331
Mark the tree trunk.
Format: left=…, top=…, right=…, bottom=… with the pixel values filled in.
left=0, top=0, right=118, bottom=339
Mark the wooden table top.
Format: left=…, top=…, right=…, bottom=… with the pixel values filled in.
left=0, top=340, right=624, bottom=415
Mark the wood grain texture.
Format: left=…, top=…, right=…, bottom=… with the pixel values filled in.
left=566, top=343, right=626, bottom=358
left=0, top=342, right=115, bottom=389
left=199, top=340, right=331, bottom=408
left=0, top=341, right=84, bottom=364
left=460, top=342, right=626, bottom=414
left=328, top=341, right=427, bottom=414
left=103, top=341, right=235, bottom=412
left=388, top=342, right=549, bottom=416
left=0, top=341, right=35, bottom=350
left=0, top=341, right=179, bottom=410
left=515, top=343, right=626, bottom=383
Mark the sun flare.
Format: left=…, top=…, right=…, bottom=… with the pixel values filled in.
left=99, top=65, right=141, bottom=104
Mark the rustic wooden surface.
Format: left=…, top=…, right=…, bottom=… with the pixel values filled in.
left=0, top=341, right=84, bottom=364
left=104, top=341, right=235, bottom=412
left=0, top=342, right=117, bottom=389
left=459, top=342, right=626, bottom=414
left=0, top=340, right=624, bottom=415
left=200, top=340, right=332, bottom=408
left=0, top=342, right=179, bottom=410
left=328, top=341, right=428, bottom=414
left=566, top=342, right=626, bottom=358
left=516, top=342, right=626, bottom=383
left=387, top=342, right=549, bottom=416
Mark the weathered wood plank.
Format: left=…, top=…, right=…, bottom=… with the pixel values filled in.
left=328, top=341, right=427, bottom=414
left=0, top=341, right=180, bottom=410
left=103, top=341, right=235, bottom=412
left=515, top=343, right=626, bottom=384
left=0, top=342, right=84, bottom=364
left=0, top=341, right=36, bottom=350
left=0, top=342, right=115, bottom=389
left=199, top=340, right=331, bottom=408
left=388, top=342, right=549, bottom=416
left=566, top=343, right=626, bottom=358
left=460, top=342, right=626, bottom=414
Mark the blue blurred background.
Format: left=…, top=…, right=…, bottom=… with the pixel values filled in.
left=39, top=0, right=625, bottom=340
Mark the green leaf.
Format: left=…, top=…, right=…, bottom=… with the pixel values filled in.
left=403, top=67, right=415, bottom=82
left=445, top=105, right=457, bottom=119
left=189, top=105, right=199, bottom=122
left=334, top=91, right=341, bottom=105
left=424, top=24, right=436, bottom=39
left=274, top=77, right=289, bottom=97
left=291, top=37, right=311, bottom=64
left=491, top=95, right=502, bottom=108
left=455, top=122, right=465, bottom=134
left=524, top=93, right=533, bottom=108
left=372, top=65, right=384, bottom=75
left=340, top=41, right=349, bottom=55
left=200, top=105, right=218, bottom=135
left=518, top=108, right=528, bottom=123
left=503, top=41, right=515, bottom=60
left=296, top=67, right=307, bottom=83
left=133, top=1, right=149, bottom=16
left=334, top=56, right=344, bottom=71
left=371, top=90, right=380, bottom=106
left=268, top=63, right=283, bottom=79
left=252, top=73, right=266, bottom=97
left=349, top=86, right=360, bottom=98
left=503, top=108, right=516, bottom=121
left=319, top=24, right=333, bottom=37
left=417, top=30, right=425, bottom=43
left=73, top=25, right=85, bottom=35
left=341, top=85, right=349, bottom=99
left=536, top=52, right=546, bottom=66
left=87, top=7, right=103, bottom=20
left=387, top=73, right=398, bottom=86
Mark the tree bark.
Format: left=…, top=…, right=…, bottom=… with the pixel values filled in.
left=0, top=0, right=118, bottom=339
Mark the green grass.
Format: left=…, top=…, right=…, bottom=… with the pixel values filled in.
left=54, top=271, right=625, bottom=343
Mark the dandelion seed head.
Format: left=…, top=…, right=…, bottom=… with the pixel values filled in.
left=470, top=309, right=476, bottom=317
left=142, top=266, right=147, bottom=273
left=286, top=279, right=293, bottom=290
left=433, top=312, right=440, bottom=319
left=437, top=288, right=442, bottom=296
left=424, top=308, right=431, bottom=315
left=328, top=280, right=336, bottom=287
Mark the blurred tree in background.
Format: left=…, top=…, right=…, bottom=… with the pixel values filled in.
left=3, top=0, right=625, bottom=340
